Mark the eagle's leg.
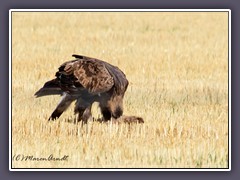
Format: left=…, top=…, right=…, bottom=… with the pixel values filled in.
left=74, top=108, right=84, bottom=122
left=74, top=106, right=92, bottom=124
left=100, top=106, right=111, bottom=121
left=48, top=93, right=74, bottom=121
left=81, top=106, right=92, bottom=124
left=99, top=97, right=123, bottom=121
left=74, top=98, right=92, bottom=123
left=99, top=99, right=111, bottom=121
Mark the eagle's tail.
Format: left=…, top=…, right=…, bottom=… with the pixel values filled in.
left=34, top=79, right=63, bottom=98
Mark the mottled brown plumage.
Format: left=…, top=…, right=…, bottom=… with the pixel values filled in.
left=58, top=56, right=114, bottom=94
left=35, top=54, right=129, bottom=123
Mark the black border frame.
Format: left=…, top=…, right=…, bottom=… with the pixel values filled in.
left=9, top=9, right=231, bottom=171
left=1, top=0, right=240, bottom=179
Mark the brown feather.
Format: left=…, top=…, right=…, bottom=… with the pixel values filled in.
left=35, top=54, right=129, bottom=122
left=60, top=57, right=114, bottom=94
left=74, top=60, right=114, bottom=94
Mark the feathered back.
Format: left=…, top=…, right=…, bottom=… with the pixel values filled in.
left=71, top=55, right=128, bottom=95
left=55, top=54, right=128, bottom=96
left=35, top=54, right=128, bottom=98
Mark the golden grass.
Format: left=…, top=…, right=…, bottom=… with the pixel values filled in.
left=11, top=12, right=229, bottom=168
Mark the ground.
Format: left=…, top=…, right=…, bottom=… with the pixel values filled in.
left=11, top=11, right=229, bottom=168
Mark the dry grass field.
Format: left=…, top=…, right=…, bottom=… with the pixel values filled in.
left=11, top=11, right=229, bottom=169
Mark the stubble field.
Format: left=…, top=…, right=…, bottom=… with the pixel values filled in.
left=11, top=12, right=229, bottom=168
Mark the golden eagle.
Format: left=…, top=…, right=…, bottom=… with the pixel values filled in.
left=35, top=54, right=129, bottom=123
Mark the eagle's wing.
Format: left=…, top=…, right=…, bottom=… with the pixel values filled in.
left=73, top=54, right=129, bottom=95
left=57, top=55, right=114, bottom=94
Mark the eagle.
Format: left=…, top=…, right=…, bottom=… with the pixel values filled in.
left=34, top=54, right=129, bottom=123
